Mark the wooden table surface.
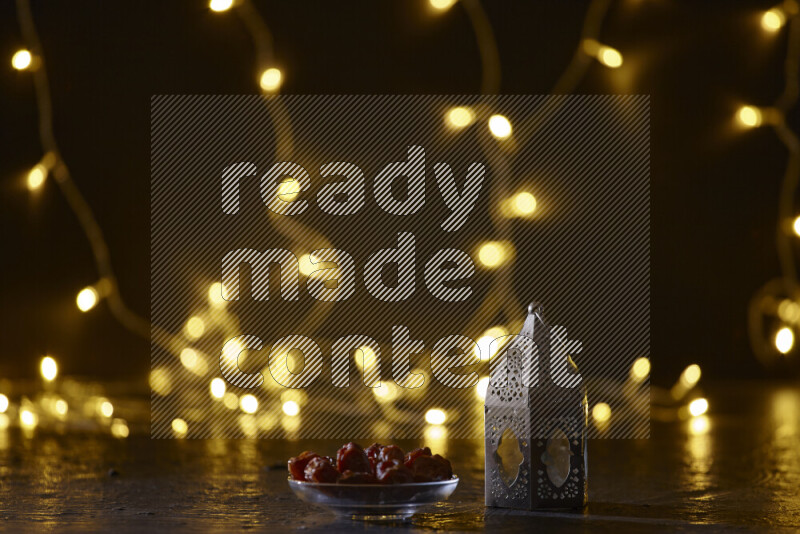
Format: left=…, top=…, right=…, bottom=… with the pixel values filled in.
left=1, top=382, right=798, bottom=533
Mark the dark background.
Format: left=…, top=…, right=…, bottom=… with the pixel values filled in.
left=0, top=0, right=796, bottom=385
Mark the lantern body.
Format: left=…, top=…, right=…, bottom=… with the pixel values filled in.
left=485, top=303, right=588, bottom=510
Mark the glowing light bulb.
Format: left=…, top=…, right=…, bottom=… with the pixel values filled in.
left=592, top=402, right=611, bottom=423
left=209, top=0, right=233, bottom=12
left=0, top=394, right=8, bottom=413
left=511, top=192, right=537, bottom=216
left=20, top=409, right=38, bottom=428
left=583, top=39, right=622, bottom=68
left=688, top=398, right=709, bottom=417
left=297, top=253, right=318, bottom=276
left=76, top=286, right=99, bottom=312
left=598, top=46, right=623, bottom=68
left=373, top=382, right=398, bottom=402
left=762, top=8, right=786, bottom=32
left=630, top=357, right=651, bottom=382
left=27, top=164, right=47, bottom=190
left=425, top=408, right=447, bottom=425
left=476, top=376, right=490, bottom=400
left=474, top=326, right=508, bottom=360
left=184, top=316, right=205, bottom=339
left=737, top=105, right=762, bottom=128
left=12, top=49, right=32, bottom=70
left=793, top=216, right=800, bottom=237
left=172, top=418, right=188, bottom=436
left=276, top=177, right=299, bottom=201
left=776, top=326, right=794, bottom=354
left=210, top=378, right=226, bottom=399
left=488, top=114, right=512, bottom=139
left=430, top=0, right=457, bottom=10
left=259, top=68, right=283, bottom=92
left=477, top=241, right=511, bottom=268
left=446, top=106, right=474, bottom=129
left=40, top=356, right=57, bottom=382
left=680, top=364, right=702, bottom=387
left=100, top=401, right=114, bottom=418
left=240, top=394, right=258, bottom=414
left=282, top=400, right=300, bottom=416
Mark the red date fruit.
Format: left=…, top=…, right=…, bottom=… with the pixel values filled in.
left=336, top=442, right=371, bottom=473
left=410, top=454, right=453, bottom=482
left=304, top=456, right=340, bottom=483
left=376, top=460, right=414, bottom=484
left=403, top=447, right=432, bottom=469
left=288, top=451, right=319, bottom=481
left=338, top=470, right=378, bottom=484
left=378, top=444, right=404, bottom=464
left=365, top=443, right=384, bottom=470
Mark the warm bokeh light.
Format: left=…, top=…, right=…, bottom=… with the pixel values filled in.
left=680, top=364, right=702, bottom=387
left=761, top=8, right=786, bottom=32
left=373, top=381, right=399, bottom=403
left=209, top=0, right=234, bottom=12
left=20, top=409, right=38, bottom=429
left=27, top=164, right=46, bottom=190
left=184, top=316, right=206, bottom=339
left=354, top=345, right=378, bottom=369
left=172, top=418, right=188, bottom=436
left=425, top=408, right=447, bottom=425
left=477, top=241, right=512, bottom=268
left=208, top=282, right=227, bottom=307
left=55, top=399, right=68, bottom=416
left=40, top=356, right=58, bottom=382
left=180, top=348, right=206, bottom=374
left=445, top=106, right=474, bottom=129
left=598, top=46, right=623, bottom=68
left=429, top=0, right=457, bottom=11
left=630, top=357, right=651, bottom=382
left=737, top=105, right=762, bottom=128
left=223, top=392, right=239, bottom=410
left=474, top=326, right=508, bottom=360
left=776, top=326, right=794, bottom=354
left=778, top=299, right=800, bottom=323
left=150, top=368, right=172, bottom=395
left=11, top=49, right=32, bottom=70
left=100, top=401, right=114, bottom=418
left=111, top=418, right=129, bottom=438
left=583, top=39, right=622, bottom=68
left=689, top=398, right=709, bottom=417
left=511, top=192, right=536, bottom=217
left=592, top=402, right=612, bottom=423
left=0, top=394, right=8, bottom=413
left=240, top=394, right=258, bottom=414
left=282, top=400, right=300, bottom=416
left=76, top=286, right=99, bottom=312
left=259, top=67, right=283, bottom=92
left=276, top=177, right=299, bottom=201
left=297, top=253, right=318, bottom=276
left=689, top=415, right=710, bottom=435
left=488, top=114, right=512, bottom=139
left=476, top=376, right=491, bottom=400
left=210, top=378, right=226, bottom=399
left=793, top=216, right=800, bottom=237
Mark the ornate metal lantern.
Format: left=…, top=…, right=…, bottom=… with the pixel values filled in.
left=485, top=303, right=588, bottom=510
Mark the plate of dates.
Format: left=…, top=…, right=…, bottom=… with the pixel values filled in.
left=288, top=442, right=458, bottom=520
